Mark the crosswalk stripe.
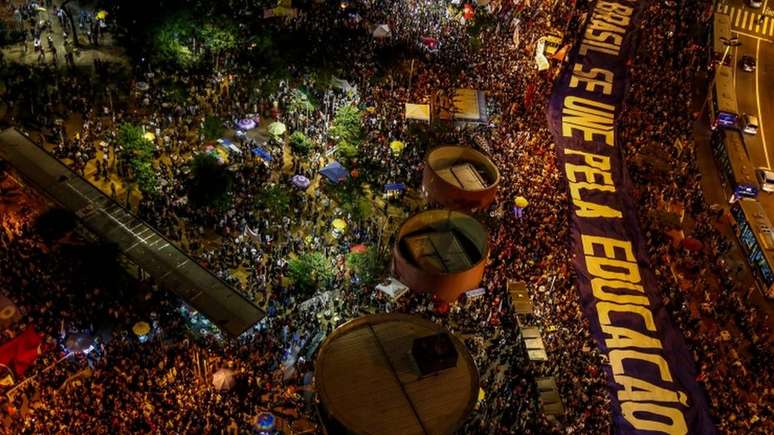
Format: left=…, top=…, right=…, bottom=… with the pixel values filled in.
left=771, top=20, right=774, bottom=35
left=735, top=9, right=742, bottom=27
left=764, top=17, right=770, bottom=35
left=751, top=15, right=757, bottom=31
left=742, top=11, right=748, bottom=29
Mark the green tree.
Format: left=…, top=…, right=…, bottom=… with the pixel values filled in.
left=330, top=103, right=363, bottom=145
left=287, top=89, right=315, bottom=115
left=335, top=140, right=359, bottom=162
left=255, top=184, right=292, bottom=217
left=152, top=13, right=201, bottom=68
left=201, top=115, right=225, bottom=141
left=288, top=252, right=335, bottom=293
left=187, top=153, right=233, bottom=209
left=199, top=20, right=239, bottom=68
left=289, top=131, right=314, bottom=155
left=346, top=247, right=385, bottom=286
left=118, top=123, right=157, bottom=195
left=329, top=181, right=373, bottom=222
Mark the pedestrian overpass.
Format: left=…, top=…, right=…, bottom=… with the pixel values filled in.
left=0, top=128, right=264, bottom=337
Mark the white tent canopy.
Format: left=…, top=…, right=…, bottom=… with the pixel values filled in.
left=375, top=277, right=409, bottom=301
left=372, top=24, right=391, bottom=38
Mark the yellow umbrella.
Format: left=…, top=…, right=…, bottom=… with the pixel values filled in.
left=132, top=321, right=151, bottom=337
left=514, top=196, right=529, bottom=208
left=96, top=10, right=108, bottom=20
left=143, top=131, right=155, bottom=142
left=332, top=218, right=348, bottom=230
left=478, top=388, right=486, bottom=402
left=389, top=140, right=405, bottom=153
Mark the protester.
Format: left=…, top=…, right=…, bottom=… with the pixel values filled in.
left=0, top=0, right=770, bottom=433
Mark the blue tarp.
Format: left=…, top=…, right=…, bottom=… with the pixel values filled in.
left=320, top=161, right=348, bottom=183
left=384, top=182, right=406, bottom=191
left=252, top=147, right=273, bottom=161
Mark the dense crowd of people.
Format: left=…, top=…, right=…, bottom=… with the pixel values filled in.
left=620, top=0, right=774, bottom=432
left=0, top=0, right=771, bottom=433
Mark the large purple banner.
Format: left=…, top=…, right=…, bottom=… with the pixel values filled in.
left=547, top=1, right=715, bottom=434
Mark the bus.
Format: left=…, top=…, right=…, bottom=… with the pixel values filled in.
left=731, top=199, right=774, bottom=298
left=712, top=13, right=733, bottom=66
left=710, top=65, right=739, bottom=128
left=711, top=128, right=758, bottom=199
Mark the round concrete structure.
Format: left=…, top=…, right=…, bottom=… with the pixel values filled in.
left=422, top=146, right=500, bottom=212
left=393, top=209, right=488, bottom=302
left=315, top=313, right=479, bottom=435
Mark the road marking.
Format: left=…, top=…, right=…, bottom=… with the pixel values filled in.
left=764, top=17, right=770, bottom=35
left=732, top=45, right=738, bottom=90
left=736, top=9, right=743, bottom=26
left=732, top=29, right=773, bottom=43
left=754, top=38, right=771, bottom=169
left=742, top=11, right=749, bottom=28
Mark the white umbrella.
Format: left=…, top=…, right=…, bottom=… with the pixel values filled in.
left=372, top=24, right=391, bottom=38
left=212, top=368, right=236, bottom=391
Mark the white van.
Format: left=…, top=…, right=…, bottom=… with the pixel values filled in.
left=756, top=168, right=774, bottom=192
left=742, top=114, right=759, bottom=135
left=747, top=0, right=763, bottom=8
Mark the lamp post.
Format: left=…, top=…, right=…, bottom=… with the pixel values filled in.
left=718, top=36, right=740, bottom=67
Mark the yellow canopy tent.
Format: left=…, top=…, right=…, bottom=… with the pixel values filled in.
left=405, top=103, right=431, bottom=122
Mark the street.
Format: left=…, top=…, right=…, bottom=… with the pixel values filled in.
left=694, top=0, right=774, bottom=314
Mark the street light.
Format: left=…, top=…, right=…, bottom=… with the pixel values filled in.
left=718, top=36, right=741, bottom=66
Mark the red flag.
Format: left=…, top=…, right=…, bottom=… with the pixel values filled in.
left=524, top=83, right=536, bottom=107
left=0, top=325, right=43, bottom=378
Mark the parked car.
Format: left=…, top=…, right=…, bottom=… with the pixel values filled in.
left=756, top=168, right=774, bottom=193
left=747, top=0, right=763, bottom=9
left=742, top=113, right=759, bottom=135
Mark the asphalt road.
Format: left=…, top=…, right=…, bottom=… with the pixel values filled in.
left=722, top=0, right=774, bottom=213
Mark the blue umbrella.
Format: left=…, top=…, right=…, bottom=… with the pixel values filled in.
left=252, top=147, right=273, bottom=161
left=257, top=412, right=275, bottom=431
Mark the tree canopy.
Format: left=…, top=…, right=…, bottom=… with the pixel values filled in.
left=118, top=123, right=157, bottom=195
left=330, top=103, right=363, bottom=145
left=201, top=115, right=225, bottom=141
left=255, top=183, right=292, bottom=218
left=187, top=153, right=233, bottom=210
left=288, top=252, right=335, bottom=293
left=152, top=13, right=240, bottom=68
left=289, top=131, right=314, bottom=155
left=346, top=246, right=384, bottom=286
